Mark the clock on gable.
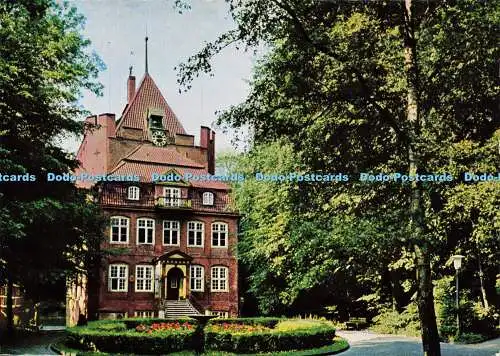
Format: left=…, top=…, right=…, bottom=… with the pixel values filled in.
left=151, top=130, right=168, bottom=146
left=147, top=108, right=171, bottom=146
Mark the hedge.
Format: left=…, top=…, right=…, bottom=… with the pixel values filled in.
left=66, top=319, right=199, bottom=354
left=65, top=318, right=336, bottom=354
left=204, top=319, right=336, bottom=353
left=208, top=317, right=283, bottom=328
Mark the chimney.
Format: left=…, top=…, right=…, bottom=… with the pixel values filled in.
left=127, top=75, right=136, bottom=103
left=208, top=130, right=215, bottom=174
left=200, top=126, right=210, bottom=149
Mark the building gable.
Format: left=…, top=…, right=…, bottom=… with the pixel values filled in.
left=115, top=74, right=186, bottom=139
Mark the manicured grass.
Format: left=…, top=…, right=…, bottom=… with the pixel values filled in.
left=53, top=337, right=349, bottom=355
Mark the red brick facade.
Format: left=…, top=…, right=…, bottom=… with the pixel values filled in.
left=74, top=72, right=239, bottom=321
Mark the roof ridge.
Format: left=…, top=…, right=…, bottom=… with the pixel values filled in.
left=115, top=74, right=148, bottom=132
left=121, top=144, right=143, bottom=161
left=109, top=160, right=126, bottom=175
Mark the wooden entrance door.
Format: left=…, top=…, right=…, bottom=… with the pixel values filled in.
left=166, top=267, right=183, bottom=300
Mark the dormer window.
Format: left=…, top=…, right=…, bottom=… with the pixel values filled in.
left=127, top=186, right=140, bottom=200
left=149, top=114, right=163, bottom=129
left=202, top=192, right=214, bottom=205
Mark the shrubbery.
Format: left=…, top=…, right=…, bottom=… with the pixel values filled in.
left=371, top=276, right=499, bottom=343
left=65, top=318, right=337, bottom=354
left=204, top=319, right=336, bottom=353
left=66, top=319, right=198, bottom=354
left=370, top=303, right=421, bottom=337
left=435, top=276, right=498, bottom=342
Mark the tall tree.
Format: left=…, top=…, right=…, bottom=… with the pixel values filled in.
left=179, top=1, right=499, bottom=354
left=0, top=0, right=104, bottom=334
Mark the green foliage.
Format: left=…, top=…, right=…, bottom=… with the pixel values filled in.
left=434, top=276, right=499, bottom=341
left=65, top=318, right=339, bottom=355
left=66, top=319, right=198, bottom=354
left=0, top=0, right=105, bottom=306
left=208, top=317, right=282, bottom=328
left=197, top=1, right=499, bottom=337
left=454, top=332, right=488, bottom=344
left=204, top=319, right=336, bottom=353
left=370, top=303, right=421, bottom=337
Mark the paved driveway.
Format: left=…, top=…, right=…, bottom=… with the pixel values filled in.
left=0, top=330, right=63, bottom=355
left=337, top=330, right=500, bottom=356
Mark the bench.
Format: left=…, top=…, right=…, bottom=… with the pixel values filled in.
left=345, top=317, right=368, bottom=330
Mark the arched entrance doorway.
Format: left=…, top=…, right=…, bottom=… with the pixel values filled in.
left=166, top=267, right=183, bottom=300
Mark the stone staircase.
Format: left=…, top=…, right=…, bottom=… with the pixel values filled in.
left=164, top=299, right=202, bottom=318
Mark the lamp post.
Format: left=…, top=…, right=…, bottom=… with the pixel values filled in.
left=451, top=255, right=464, bottom=335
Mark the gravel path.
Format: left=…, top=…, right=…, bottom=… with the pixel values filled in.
left=337, top=330, right=500, bottom=356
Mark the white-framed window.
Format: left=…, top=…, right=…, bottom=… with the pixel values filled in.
left=108, top=264, right=128, bottom=292
left=210, top=311, right=229, bottom=318
left=134, top=311, right=154, bottom=318
left=211, top=266, right=228, bottom=292
left=163, top=220, right=180, bottom=246
left=164, top=187, right=181, bottom=207
left=135, top=265, right=153, bottom=292
left=110, top=216, right=129, bottom=243
left=212, top=222, right=228, bottom=248
left=190, top=265, right=204, bottom=292
left=127, top=186, right=140, bottom=200
left=137, top=218, right=154, bottom=244
left=202, top=192, right=214, bottom=205
left=187, top=221, right=204, bottom=247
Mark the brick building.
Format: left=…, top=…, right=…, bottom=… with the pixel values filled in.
left=74, top=67, right=239, bottom=322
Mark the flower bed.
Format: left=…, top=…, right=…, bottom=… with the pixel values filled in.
left=204, top=318, right=336, bottom=353
left=66, top=318, right=199, bottom=354
left=64, top=317, right=338, bottom=354
left=135, top=321, right=194, bottom=333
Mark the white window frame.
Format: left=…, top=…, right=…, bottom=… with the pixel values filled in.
left=202, top=192, right=214, bottom=205
left=127, top=186, right=140, bottom=200
left=110, top=216, right=129, bottom=244
left=190, top=265, right=204, bottom=292
left=210, top=311, right=229, bottom=318
left=187, top=221, right=204, bottom=247
left=163, top=187, right=181, bottom=207
left=163, top=220, right=180, bottom=246
left=134, top=311, right=154, bottom=318
left=108, top=264, right=128, bottom=292
left=211, top=266, right=228, bottom=292
left=135, top=265, right=154, bottom=292
left=136, top=218, right=155, bottom=245
left=211, top=222, right=228, bottom=248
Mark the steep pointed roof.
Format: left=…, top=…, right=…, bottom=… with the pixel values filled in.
left=116, top=73, right=187, bottom=136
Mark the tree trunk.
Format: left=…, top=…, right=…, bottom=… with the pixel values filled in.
left=6, top=276, right=14, bottom=336
left=477, top=253, right=489, bottom=309
left=403, top=0, right=441, bottom=355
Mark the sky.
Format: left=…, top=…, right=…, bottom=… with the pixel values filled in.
left=64, top=0, right=256, bottom=154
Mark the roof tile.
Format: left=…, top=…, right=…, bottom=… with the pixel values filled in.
left=116, top=74, right=186, bottom=137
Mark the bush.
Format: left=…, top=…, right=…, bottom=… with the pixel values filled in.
left=370, top=303, right=420, bottom=337
left=434, top=276, right=498, bottom=342
left=204, top=318, right=336, bottom=353
left=454, top=332, right=487, bottom=344
left=208, top=317, right=282, bottom=328
left=66, top=319, right=198, bottom=354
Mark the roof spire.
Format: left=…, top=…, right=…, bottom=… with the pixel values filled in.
left=129, top=65, right=133, bottom=76
left=145, top=36, right=149, bottom=74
